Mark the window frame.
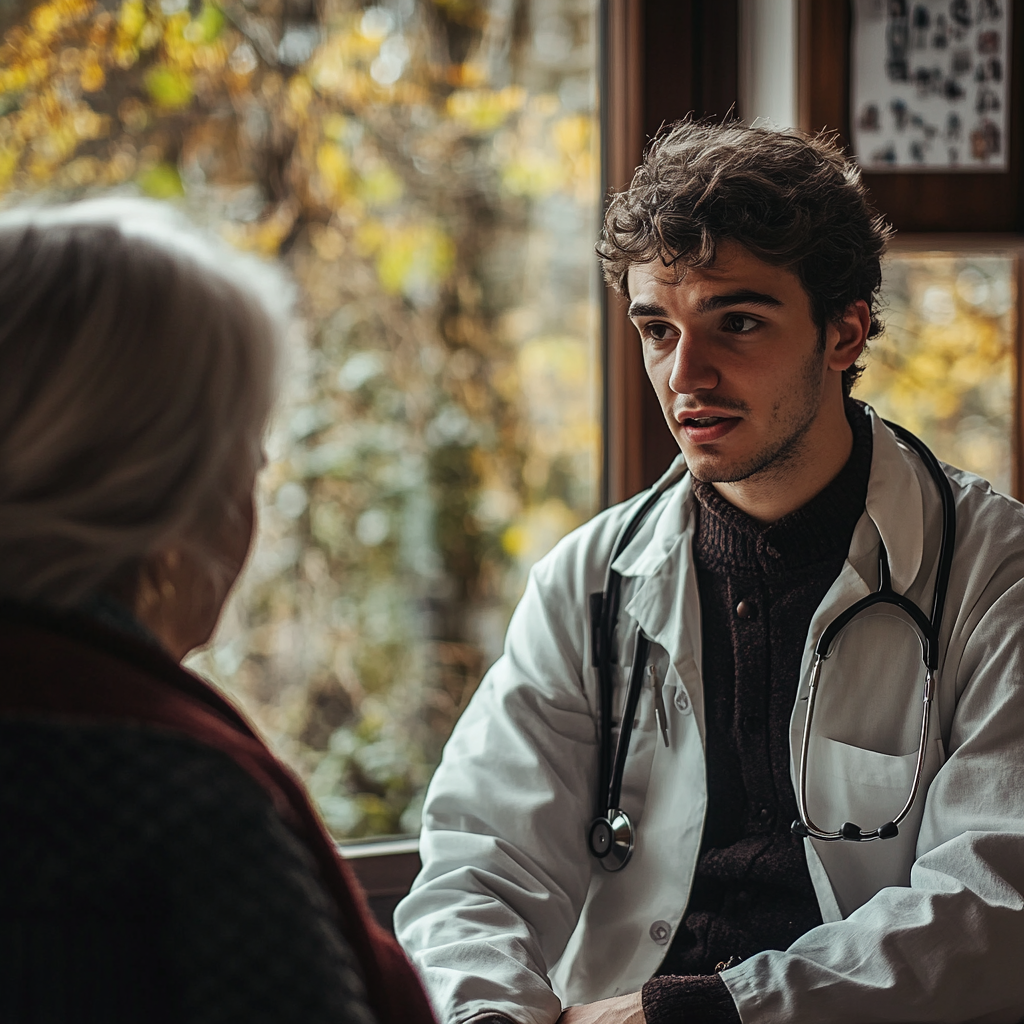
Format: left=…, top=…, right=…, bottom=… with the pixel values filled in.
left=344, top=1, right=1024, bottom=916
left=339, top=1, right=742, bottom=906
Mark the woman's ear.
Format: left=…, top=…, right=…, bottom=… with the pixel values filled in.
left=828, top=299, right=872, bottom=372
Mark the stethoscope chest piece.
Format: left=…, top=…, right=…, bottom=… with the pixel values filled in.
left=588, top=809, right=634, bottom=871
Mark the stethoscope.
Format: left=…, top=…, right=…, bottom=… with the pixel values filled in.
left=586, top=422, right=956, bottom=871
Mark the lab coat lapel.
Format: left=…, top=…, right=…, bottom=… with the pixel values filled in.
left=610, top=463, right=704, bottom=734
left=791, top=409, right=932, bottom=920
left=788, top=410, right=929, bottom=737
left=862, top=408, right=926, bottom=594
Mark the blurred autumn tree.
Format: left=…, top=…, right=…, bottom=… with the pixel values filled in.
left=0, top=0, right=601, bottom=836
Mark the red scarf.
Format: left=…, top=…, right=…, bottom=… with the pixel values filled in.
left=0, top=604, right=437, bottom=1024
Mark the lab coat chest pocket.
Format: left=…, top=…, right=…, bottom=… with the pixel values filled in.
left=800, top=604, right=948, bottom=912
left=807, top=735, right=946, bottom=914
left=812, top=607, right=932, bottom=756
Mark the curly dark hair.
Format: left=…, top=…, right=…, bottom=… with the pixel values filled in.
left=597, top=119, right=893, bottom=395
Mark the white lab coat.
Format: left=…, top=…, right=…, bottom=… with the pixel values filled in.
left=395, top=409, right=1024, bottom=1024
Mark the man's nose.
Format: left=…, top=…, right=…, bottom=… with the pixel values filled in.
left=668, top=332, right=718, bottom=394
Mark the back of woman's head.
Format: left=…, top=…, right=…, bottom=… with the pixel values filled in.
left=0, top=199, right=286, bottom=606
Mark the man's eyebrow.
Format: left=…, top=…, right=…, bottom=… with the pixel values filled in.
left=627, top=301, right=669, bottom=319
left=694, top=290, right=783, bottom=314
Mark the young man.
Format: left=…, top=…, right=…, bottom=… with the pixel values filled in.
left=395, top=122, right=1024, bottom=1024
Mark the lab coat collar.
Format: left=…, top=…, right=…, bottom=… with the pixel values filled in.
left=858, top=406, right=925, bottom=595
left=610, top=455, right=691, bottom=581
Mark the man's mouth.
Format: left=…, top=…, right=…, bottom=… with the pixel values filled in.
left=678, top=414, right=741, bottom=443
left=683, top=415, right=728, bottom=427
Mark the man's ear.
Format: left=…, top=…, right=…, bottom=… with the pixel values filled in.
left=828, top=299, right=871, bottom=372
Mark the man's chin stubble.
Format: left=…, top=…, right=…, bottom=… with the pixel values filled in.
left=688, top=424, right=815, bottom=485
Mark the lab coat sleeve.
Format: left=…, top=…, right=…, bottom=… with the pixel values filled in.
left=394, top=526, right=609, bottom=1024
left=722, top=576, right=1024, bottom=1024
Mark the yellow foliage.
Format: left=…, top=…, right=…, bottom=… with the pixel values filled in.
left=187, top=4, right=225, bottom=44
left=58, top=153, right=101, bottom=185
left=519, top=336, right=588, bottom=386
left=447, top=62, right=487, bottom=88
left=354, top=218, right=387, bottom=255
left=373, top=221, right=454, bottom=296
left=222, top=201, right=299, bottom=256
left=552, top=114, right=591, bottom=157
left=79, top=59, right=105, bottom=91
left=527, top=93, right=560, bottom=118
left=112, top=42, right=138, bottom=69
left=858, top=257, right=1014, bottom=487
left=138, top=19, right=161, bottom=49
left=446, top=85, right=526, bottom=132
left=137, top=161, right=184, bottom=197
left=358, top=163, right=403, bottom=208
left=0, top=145, right=21, bottom=189
left=192, top=39, right=228, bottom=71
left=30, top=0, right=91, bottom=42
left=144, top=64, right=193, bottom=109
left=71, top=104, right=108, bottom=138
left=500, top=523, right=528, bottom=558
left=288, top=75, right=314, bottom=114
left=501, top=150, right=561, bottom=197
left=116, top=0, right=146, bottom=41
left=316, top=142, right=351, bottom=204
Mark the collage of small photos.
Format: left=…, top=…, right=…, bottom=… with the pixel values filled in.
left=851, top=0, right=1011, bottom=171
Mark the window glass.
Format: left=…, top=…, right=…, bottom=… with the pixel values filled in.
left=1, top=0, right=602, bottom=838
left=857, top=253, right=1017, bottom=494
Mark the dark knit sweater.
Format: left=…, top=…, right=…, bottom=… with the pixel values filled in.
left=0, top=602, right=442, bottom=1024
left=0, top=720, right=377, bottom=1024
left=642, top=401, right=874, bottom=1024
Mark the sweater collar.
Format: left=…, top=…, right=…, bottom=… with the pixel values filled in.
left=690, top=399, right=874, bottom=575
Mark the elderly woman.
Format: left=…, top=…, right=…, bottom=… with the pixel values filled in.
left=0, top=201, right=434, bottom=1024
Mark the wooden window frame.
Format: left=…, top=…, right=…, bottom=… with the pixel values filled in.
left=602, top=0, right=741, bottom=504
left=341, top=2, right=742, bottom=926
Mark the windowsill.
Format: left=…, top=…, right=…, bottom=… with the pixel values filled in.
left=336, top=835, right=419, bottom=859
left=336, top=835, right=421, bottom=932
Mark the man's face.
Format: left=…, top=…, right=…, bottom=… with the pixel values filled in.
left=627, top=242, right=844, bottom=487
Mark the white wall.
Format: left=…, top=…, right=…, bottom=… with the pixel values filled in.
left=738, top=0, right=798, bottom=130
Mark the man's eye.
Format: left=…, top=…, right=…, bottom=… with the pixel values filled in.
left=643, top=322, right=677, bottom=342
left=723, top=314, right=759, bottom=333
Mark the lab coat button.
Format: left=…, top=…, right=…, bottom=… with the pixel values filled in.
left=649, top=920, right=671, bottom=945
left=674, top=690, right=691, bottom=714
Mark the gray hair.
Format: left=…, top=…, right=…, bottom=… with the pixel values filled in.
left=0, top=198, right=288, bottom=606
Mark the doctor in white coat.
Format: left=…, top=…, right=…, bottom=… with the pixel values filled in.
left=395, top=121, right=1024, bottom=1024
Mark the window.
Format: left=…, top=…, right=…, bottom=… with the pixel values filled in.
left=857, top=244, right=1021, bottom=496
left=1, top=0, right=602, bottom=839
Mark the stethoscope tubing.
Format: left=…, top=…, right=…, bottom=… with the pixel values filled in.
left=793, top=420, right=955, bottom=842
left=588, top=419, right=956, bottom=864
left=593, top=472, right=686, bottom=819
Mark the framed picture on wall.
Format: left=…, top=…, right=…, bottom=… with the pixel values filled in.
left=850, top=0, right=1011, bottom=172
